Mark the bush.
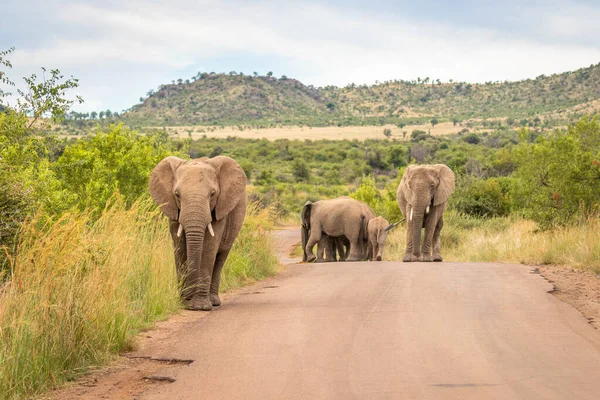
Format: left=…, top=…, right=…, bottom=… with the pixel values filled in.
left=451, top=177, right=511, bottom=217
left=54, top=125, right=177, bottom=212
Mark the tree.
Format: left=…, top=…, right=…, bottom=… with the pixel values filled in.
left=253, top=71, right=258, bottom=77
left=105, top=109, right=112, bottom=118
left=266, top=71, right=273, bottom=78
left=430, top=118, right=439, bottom=128
left=90, top=111, right=97, bottom=120
left=99, top=111, right=105, bottom=119
left=177, top=78, right=183, bottom=84
left=383, top=128, right=392, bottom=138
left=292, top=158, right=310, bottom=182
left=326, top=102, right=335, bottom=111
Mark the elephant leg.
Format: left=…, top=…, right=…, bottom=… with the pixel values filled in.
left=305, top=228, right=322, bottom=263
left=341, top=237, right=350, bottom=261
left=316, top=234, right=328, bottom=262
left=170, top=221, right=191, bottom=300
left=334, top=237, right=345, bottom=261
left=346, top=231, right=362, bottom=262
left=420, top=212, right=437, bottom=262
left=189, top=238, right=219, bottom=311
left=209, top=249, right=230, bottom=306
left=325, top=236, right=338, bottom=262
left=433, top=216, right=444, bottom=262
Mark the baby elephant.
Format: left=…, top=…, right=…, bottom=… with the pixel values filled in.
left=367, top=217, right=399, bottom=261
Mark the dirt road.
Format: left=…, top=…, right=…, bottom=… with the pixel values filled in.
left=123, top=228, right=600, bottom=400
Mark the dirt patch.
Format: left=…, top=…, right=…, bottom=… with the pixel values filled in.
left=539, top=265, right=600, bottom=329
left=161, top=123, right=490, bottom=141
left=38, top=311, right=205, bottom=400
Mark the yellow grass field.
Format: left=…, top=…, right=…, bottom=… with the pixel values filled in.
left=161, top=122, right=485, bottom=141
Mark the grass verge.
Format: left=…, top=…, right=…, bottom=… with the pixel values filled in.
left=0, top=199, right=279, bottom=399
left=386, top=211, right=600, bottom=273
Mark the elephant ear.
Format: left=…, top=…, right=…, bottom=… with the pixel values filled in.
left=433, top=164, right=455, bottom=206
left=399, top=165, right=414, bottom=203
left=207, top=156, right=247, bottom=220
left=301, top=201, right=313, bottom=229
left=149, top=156, right=186, bottom=220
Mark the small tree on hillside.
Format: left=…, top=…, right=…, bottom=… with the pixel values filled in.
left=383, top=128, right=392, bottom=138
left=430, top=118, right=439, bottom=128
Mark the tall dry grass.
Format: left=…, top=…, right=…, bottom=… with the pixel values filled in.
left=0, top=199, right=279, bottom=399
left=385, top=211, right=600, bottom=273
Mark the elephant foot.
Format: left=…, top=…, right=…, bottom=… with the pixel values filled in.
left=433, top=255, right=443, bottom=262
left=419, top=254, right=433, bottom=262
left=346, top=256, right=361, bottom=262
left=376, top=255, right=382, bottom=261
left=306, top=254, right=316, bottom=263
left=188, top=296, right=213, bottom=311
left=210, top=294, right=221, bottom=307
left=403, top=254, right=418, bottom=262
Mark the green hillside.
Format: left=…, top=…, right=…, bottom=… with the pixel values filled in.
left=122, top=63, right=600, bottom=127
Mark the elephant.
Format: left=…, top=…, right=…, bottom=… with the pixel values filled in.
left=316, top=234, right=350, bottom=262
left=149, top=155, right=247, bottom=311
left=396, top=164, right=455, bottom=262
left=301, top=197, right=373, bottom=262
left=367, top=216, right=399, bottom=261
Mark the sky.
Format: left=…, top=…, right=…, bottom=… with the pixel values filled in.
left=1, top=0, right=600, bottom=113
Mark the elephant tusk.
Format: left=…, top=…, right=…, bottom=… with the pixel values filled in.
left=177, top=224, right=183, bottom=238
left=208, top=222, right=215, bottom=237
left=426, top=206, right=430, bottom=214
left=410, top=208, right=413, bottom=221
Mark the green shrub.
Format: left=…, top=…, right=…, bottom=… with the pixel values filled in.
left=451, top=177, right=511, bottom=217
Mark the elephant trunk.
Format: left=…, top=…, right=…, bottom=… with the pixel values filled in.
left=182, top=205, right=212, bottom=299
left=411, top=189, right=429, bottom=258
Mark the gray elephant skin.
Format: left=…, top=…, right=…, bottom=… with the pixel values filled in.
left=367, top=216, right=396, bottom=261
left=301, top=196, right=373, bottom=262
left=149, top=156, right=247, bottom=311
left=396, top=164, right=455, bottom=262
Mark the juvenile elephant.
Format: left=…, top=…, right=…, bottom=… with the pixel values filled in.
left=316, top=234, right=350, bottom=262
left=397, top=164, right=455, bottom=262
left=149, top=156, right=247, bottom=311
left=367, top=217, right=399, bottom=261
left=301, top=197, right=373, bottom=262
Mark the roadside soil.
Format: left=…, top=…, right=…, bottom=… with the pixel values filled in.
left=539, top=265, right=600, bottom=330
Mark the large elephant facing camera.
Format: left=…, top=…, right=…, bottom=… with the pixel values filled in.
left=397, top=164, right=455, bottom=262
left=149, top=156, right=247, bottom=311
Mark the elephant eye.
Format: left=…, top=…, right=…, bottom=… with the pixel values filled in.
left=210, top=190, right=216, bottom=197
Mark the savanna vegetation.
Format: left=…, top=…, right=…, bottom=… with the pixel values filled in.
left=0, top=49, right=278, bottom=399
left=3, top=45, right=600, bottom=399
left=112, top=64, right=600, bottom=128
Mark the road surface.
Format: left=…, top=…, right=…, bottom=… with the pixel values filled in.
left=136, top=229, right=600, bottom=400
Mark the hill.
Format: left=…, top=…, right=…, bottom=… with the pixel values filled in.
left=122, top=64, right=600, bottom=127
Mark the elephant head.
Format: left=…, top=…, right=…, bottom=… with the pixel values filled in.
left=149, top=156, right=247, bottom=308
left=399, top=164, right=455, bottom=260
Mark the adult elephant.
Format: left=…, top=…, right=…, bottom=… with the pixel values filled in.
left=397, top=164, right=455, bottom=262
left=301, top=197, right=372, bottom=262
left=149, top=156, right=247, bottom=311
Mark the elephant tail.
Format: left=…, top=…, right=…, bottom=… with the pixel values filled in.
left=301, top=201, right=313, bottom=262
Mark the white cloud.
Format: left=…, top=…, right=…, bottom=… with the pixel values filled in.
left=5, top=0, right=600, bottom=111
